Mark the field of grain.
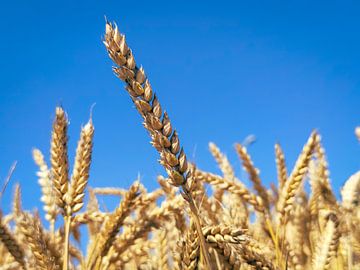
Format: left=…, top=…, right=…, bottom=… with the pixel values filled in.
left=0, top=20, right=359, bottom=270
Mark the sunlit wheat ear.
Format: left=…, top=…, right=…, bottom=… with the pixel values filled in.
left=209, top=142, right=235, bottom=181
left=50, top=107, right=69, bottom=215
left=68, top=118, right=94, bottom=214
left=105, top=218, right=156, bottom=267
left=17, top=212, right=59, bottom=270
left=235, top=143, right=270, bottom=210
left=202, top=225, right=247, bottom=269
left=33, top=148, right=58, bottom=226
left=181, top=219, right=200, bottom=270
left=105, top=197, right=179, bottom=267
left=308, top=134, right=338, bottom=217
left=275, top=143, right=287, bottom=191
left=238, top=236, right=277, bottom=270
left=277, top=131, right=317, bottom=220
left=156, top=229, right=170, bottom=270
left=104, top=22, right=189, bottom=189
left=0, top=213, right=26, bottom=269
left=312, top=212, right=340, bottom=270
left=87, top=181, right=140, bottom=269
left=314, top=134, right=336, bottom=200
left=104, top=20, right=212, bottom=268
left=12, top=184, right=22, bottom=217
left=195, top=170, right=265, bottom=213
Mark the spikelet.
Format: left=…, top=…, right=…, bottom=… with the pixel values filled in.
left=50, top=107, right=69, bottom=215
left=68, top=118, right=94, bottom=214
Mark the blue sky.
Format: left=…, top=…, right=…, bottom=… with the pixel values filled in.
left=0, top=1, right=359, bottom=214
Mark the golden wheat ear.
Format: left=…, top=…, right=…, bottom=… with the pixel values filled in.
left=50, top=106, right=70, bottom=216
left=0, top=212, right=26, bottom=269
left=103, top=20, right=213, bottom=268
left=33, top=148, right=58, bottom=230
left=68, top=117, right=94, bottom=214
left=235, top=143, right=270, bottom=211
left=275, top=143, right=287, bottom=191
left=312, top=212, right=340, bottom=270
left=277, top=131, right=317, bottom=220
left=103, top=21, right=189, bottom=189
left=17, top=211, right=60, bottom=270
left=181, top=219, right=200, bottom=269
left=86, top=181, right=141, bottom=269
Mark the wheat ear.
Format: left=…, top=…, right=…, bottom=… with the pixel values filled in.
left=235, top=143, right=270, bottom=210
left=17, top=212, right=59, bottom=270
left=157, top=229, right=170, bottom=270
left=209, top=142, right=235, bottom=181
left=33, top=148, right=58, bottom=230
left=275, top=143, right=287, bottom=191
left=86, top=181, right=140, bottom=269
left=312, top=213, right=340, bottom=270
left=277, top=131, right=317, bottom=219
left=12, top=184, right=22, bottom=217
left=104, top=21, right=212, bottom=269
left=313, top=134, right=337, bottom=207
left=68, top=118, right=94, bottom=214
left=0, top=213, right=26, bottom=269
left=195, top=170, right=265, bottom=213
left=50, top=107, right=69, bottom=214
left=203, top=225, right=246, bottom=269
left=182, top=220, right=200, bottom=270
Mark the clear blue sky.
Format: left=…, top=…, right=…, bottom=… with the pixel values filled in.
left=0, top=1, right=359, bottom=214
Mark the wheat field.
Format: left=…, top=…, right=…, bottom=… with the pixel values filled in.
left=0, top=20, right=359, bottom=270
